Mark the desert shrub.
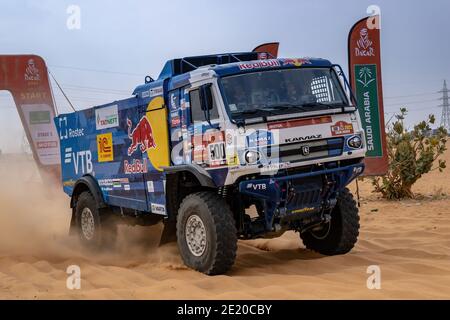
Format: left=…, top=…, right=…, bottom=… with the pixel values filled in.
left=372, top=108, right=447, bottom=199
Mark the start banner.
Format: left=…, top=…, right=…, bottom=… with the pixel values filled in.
left=0, top=55, right=61, bottom=179
left=348, top=16, right=388, bottom=176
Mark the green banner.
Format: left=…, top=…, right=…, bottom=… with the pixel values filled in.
left=354, top=64, right=383, bottom=157
left=29, top=110, right=51, bottom=124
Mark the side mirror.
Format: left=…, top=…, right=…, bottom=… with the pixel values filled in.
left=200, top=84, right=213, bottom=111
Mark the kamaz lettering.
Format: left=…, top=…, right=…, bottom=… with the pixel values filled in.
left=285, top=134, right=322, bottom=143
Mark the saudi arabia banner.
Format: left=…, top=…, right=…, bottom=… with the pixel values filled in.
left=348, top=15, right=388, bottom=176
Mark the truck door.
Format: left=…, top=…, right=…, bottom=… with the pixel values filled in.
left=140, top=91, right=170, bottom=215
left=181, top=83, right=227, bottom=171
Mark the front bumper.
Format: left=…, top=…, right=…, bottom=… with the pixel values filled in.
left=238, top=163, right=365, bottom=230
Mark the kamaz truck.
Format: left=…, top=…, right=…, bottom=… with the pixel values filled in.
left=56, top=50, right=366, bottom=275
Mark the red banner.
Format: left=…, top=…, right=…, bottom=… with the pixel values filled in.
left=253, top=42, right=279, bottom=59
left=0, top=55, right=61, bottom=180
left=348, top=16, right=388, bottom=176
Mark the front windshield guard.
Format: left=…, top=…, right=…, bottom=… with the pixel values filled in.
left=220, top=67, right=351, bottom=123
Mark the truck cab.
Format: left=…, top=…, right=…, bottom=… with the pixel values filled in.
left=56, top=51, right=366, bottom=275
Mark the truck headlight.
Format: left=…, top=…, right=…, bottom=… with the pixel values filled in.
left=244, top=150, right=260, bottom=164
left=347, top=135, right=363, bottom=149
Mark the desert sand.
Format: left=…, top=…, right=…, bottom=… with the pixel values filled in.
left=0, top=149, right=449, bottom=300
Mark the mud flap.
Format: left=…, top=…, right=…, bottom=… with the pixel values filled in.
left=159, top=220, right=177, bottom=246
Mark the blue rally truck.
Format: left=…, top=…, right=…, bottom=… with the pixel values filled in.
left=56, top=51, right=366, bottom=275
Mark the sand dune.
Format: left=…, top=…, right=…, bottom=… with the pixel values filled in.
left=0, top=152, right=449, bottom=299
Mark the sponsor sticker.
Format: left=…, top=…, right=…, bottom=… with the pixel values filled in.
left=331, top=121, right=354, bottom=136
left=268, top=116, right=332, bottom=130
left=98, top=178, right=129, bottom=188
left=247, top=130, right=273, bottom=147
left=281, top=58, right=311, bottom=67
left=64, top=148, right=93, bottom=175
left=124, top=158, right=148, bottom=174
left=127, top=116, right=156, bottom=156
left=97, top=132, right=114, bottom=162
left=149, top=86, right=163, bottom=97
left=147, top=181, right=154, bottom=193
left=171, top=116, right=181, bottom=127
left=95, top=105, right=119, bottom=130
left=238, top=59, right=281, bottom=71
left=291, top=207, right=315, bottom=214
left=151, top=203, right=166, bottom=215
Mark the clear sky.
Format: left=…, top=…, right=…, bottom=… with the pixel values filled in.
left=1, top=0, right=449, bottom=152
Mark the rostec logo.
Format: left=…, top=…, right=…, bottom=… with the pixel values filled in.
left=64, top=148, right=93, bottom=175
left=247, top=183, right=267, bottom=191
left=24, top=58, right=40, bottom=81
left=355, top=28, right=375, bottom=57
left=127, top=116, right=156, bottom=156
left=95, top=105, right=119, bottom=130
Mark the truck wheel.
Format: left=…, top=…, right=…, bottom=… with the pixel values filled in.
left=300, top=188, right=359, bottom=255
left=176, top=192, right=237, bottom=275
left=75, top=191, right=118, bottom=250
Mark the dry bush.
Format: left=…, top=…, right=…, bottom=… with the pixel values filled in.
left=372, top=108, right=447, bottom=200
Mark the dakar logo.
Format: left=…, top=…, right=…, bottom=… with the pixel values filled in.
left=127, top=116, right=156, bottom=156
left=357, top=67, right=376, bottom=88
left=24, top=59, right=40, bottom=81
left=355, top=28, right=375, bottom=57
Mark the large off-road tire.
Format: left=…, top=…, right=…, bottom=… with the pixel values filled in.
left=176, top=191, right=237, bottom=275
left=74, top=191, right=118, bottom=250
left=300, top=188, right=359, bottom=255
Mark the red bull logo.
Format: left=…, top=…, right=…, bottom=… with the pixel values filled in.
left=282, top=58, right=311, bottom=67
left=238, top=59, right=281, bottom=70
left=127, top=116, right=156, bottom=156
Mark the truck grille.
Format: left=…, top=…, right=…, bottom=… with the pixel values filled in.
left=279, top=138, right=344, bottom=163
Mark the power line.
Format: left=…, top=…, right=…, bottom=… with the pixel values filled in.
left=49, top=64, right=145, bottom=77
left=385, top=98, right=439, bottom=108
left=384, top=92, right=438, bottom=100
left=49, top=70, right=76, bottom=112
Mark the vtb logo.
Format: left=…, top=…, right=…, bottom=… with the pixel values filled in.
left=247, top=183, right=267, bottom=191
left=65, top=148, right=93, bottom=175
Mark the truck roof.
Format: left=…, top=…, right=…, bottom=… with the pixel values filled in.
left=133, top=53, right=332, bottom=97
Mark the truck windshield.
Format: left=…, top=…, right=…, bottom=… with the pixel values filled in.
left=220, top=67, right=349, bottom=121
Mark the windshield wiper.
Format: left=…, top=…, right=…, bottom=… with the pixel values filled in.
left=235, top=108, right=278, bottom=116
left=269, top=103, right=310, bottom=112
left=300, top=102, right=346, bottom=109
